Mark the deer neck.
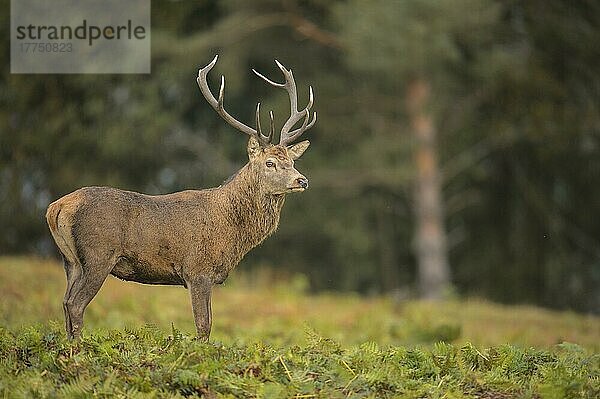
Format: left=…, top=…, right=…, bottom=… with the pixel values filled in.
left=222, top=164, right=285, bottom=246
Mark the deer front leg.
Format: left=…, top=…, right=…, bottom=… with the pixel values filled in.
left=187, top=276, right=213, bottom=341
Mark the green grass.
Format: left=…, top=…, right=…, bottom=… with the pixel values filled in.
left=1, top=257, right=599, bottom=398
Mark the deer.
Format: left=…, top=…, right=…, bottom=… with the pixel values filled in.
left=45, top=55, right=317, bottom=340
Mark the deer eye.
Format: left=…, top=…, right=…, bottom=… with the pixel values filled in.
left=266, top=161, right=275, bottom=168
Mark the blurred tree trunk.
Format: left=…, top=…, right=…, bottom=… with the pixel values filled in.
left=375, top=197, right=400, bottom=292
left=406, top=77, right=450, bottom=299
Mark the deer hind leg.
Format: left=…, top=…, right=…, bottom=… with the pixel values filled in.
left=62, top=256, right=82, bottom=337
left=64, top=255, right=112, bottom=339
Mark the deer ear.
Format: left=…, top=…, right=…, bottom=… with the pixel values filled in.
left=287, top=140, right=310, bottom=160
left=247, top=136, right=262, bottom=160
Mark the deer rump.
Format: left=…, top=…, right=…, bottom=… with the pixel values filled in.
left=47, top=186, right=233, bottom=287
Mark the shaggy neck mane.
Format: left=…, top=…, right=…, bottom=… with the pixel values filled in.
left=221, top=163, right=285, bottom=250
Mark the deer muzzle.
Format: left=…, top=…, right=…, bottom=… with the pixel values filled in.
left=296, top=177, right=309, bottom=189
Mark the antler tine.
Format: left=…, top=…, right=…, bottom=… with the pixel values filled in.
left=197, top=55, right=259, bottom=138
left=255, top=102, right=262, bottom=136
left=269, top=111, right=275, bottom=143
left=285, top=111, right=318, bottom=145
left=252, top=68, right=285, bottom=88
left=254, top=103, right=271, bottom=146
left=217, top=75, right=225, bottom=110
left=279, top=83, right=316, bottom=146
left=282, top=85, right=315, bottom=141
left=307, top=86, right=314, bottom=110
left=275, top=60, right=299, bottom=115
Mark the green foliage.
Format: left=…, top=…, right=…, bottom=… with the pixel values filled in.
left=0, top=325, right=597, bottom=398
left=336, top=0, right=501, bottom=83
left=0, top=257, right=599, bottom=397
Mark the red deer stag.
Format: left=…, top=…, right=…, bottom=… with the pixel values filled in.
left=46, top=55, right=317, bottom=340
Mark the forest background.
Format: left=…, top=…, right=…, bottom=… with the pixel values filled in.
left=1, top=0, right=599, bottom=313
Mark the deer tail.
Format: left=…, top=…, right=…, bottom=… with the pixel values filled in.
left=46, top=201, right=61, bottom=233
left=46, top=197, right=80, bottom=266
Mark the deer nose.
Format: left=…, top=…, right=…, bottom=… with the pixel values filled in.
left=297, top=177, right=309, bottom=189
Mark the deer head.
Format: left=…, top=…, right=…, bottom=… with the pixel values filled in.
left=197, top=55, right=316, bottom=195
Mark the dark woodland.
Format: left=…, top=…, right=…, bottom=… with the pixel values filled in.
left=1, top=0, right=599, bottom=313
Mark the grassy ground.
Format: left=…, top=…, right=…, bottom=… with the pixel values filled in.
left=0, top=256, right=598, bottom=398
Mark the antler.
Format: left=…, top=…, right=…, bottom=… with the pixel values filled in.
left=253, top=60, right=317, bottom=146
left=197, top=55, right=273, bottom=146
left=197, top=55, right=316, bottom=147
